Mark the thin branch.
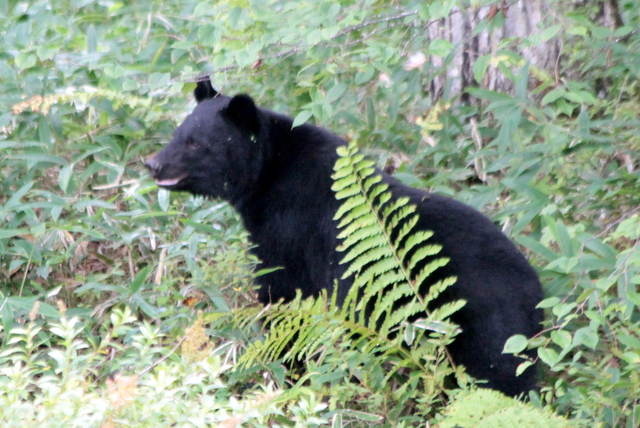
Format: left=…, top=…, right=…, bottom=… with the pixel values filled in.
left=139, top=336, right=186, bottom=376
left=333, top=10, right=419, bottom=39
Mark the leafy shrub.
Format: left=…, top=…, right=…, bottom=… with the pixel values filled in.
left=0, top=306, right=330, bottom=428
left=435, top=389, right=576, bottom=428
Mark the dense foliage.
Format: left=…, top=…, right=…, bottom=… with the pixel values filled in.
left=1, top=0, right=639, bottom=426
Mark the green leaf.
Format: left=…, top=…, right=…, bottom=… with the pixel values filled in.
left=503, top=334, right=528, bottom=354
left=515, top=235, right=559, bottom=261
left=613, top=26, right=634, bottom=38
left=573, top=327, right=598, bottom=349
left=180, top=219, right=223, bottom=234
left=591, top=25, right=611, bottom=39
left=16, top=52, right=36, bottom=70
left=7, top=297, right=60, bottom=317
left=472, top=54, right=490, bottom=83
left=538, top=347, right=560, bottom=367
left=10, top=153, right=67, bottom=166
left=158, top=188, right=170, bottom=212
left=0, top=229, right=29, bottom=240
left=292, top=110, right=313, bottom=128
left=366, top=97, right=376, bottom=130
left=122, top=78, right=140, bottom=91
left=197, top=25, right=220, bottom=46
left=86, top=24, right=98, bottom=53
left=555, top=221, right=574, bottom=256
left=73, top=199, right=117, bottom=210
left=75, top=282, right=128, bottom=295
left=129, top=267, right=151, bottom=294
left=325, top=83, right=347, bottom=103
left=541, top=88, right=565, bottom=105
left=58, top=165, right=73, bottom=193
left=404, top=322, right=415, bottom=345
left=466, top=87, right=512, bottom=102
left=429, top=39, right=454, bottom=57
left=355, top=68, right=374, bottom=85
left=550, top=330, right=572, bottom=350
left=537, top=297, right=560, bottom=308
left=567, top=26, right=587, bottom=36
left=4, top=182, right=34, bottom=208
left=540, top=24, right=561, bottom=42
left=132, top=294, right=160, bottom=318
left=334, top=410, right=383, bottom=423
left=429, top=1, right=454, bottom=19
left=515, top=62, right=529, bottom=101
left=148, top=72, right=171, bottom=90
left=37, top=45, right=59, bottom=61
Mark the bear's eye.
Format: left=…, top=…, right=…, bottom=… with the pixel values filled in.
left=186, top=138, right=198, bottom=150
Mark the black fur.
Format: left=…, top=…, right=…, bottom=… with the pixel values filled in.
left=145, top=78, right=544, bottom=397
left=193, top=78, right=218, bottom=103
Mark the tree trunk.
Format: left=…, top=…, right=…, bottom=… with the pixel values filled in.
left=427, top=0, right=625, bottom=102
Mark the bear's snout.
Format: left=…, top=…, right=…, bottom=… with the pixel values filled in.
left=144, top=157, right=162, bottom=177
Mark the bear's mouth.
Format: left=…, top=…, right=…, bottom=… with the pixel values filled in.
left=155, top=176, right=187, bottom=188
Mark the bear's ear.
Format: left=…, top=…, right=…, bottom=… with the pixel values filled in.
left=194, top=77, right=218, bottom=103
left=224, top=94, right=260, bottom=135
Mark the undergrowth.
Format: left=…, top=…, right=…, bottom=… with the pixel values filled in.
left=0, top=306, right=328, bottom=427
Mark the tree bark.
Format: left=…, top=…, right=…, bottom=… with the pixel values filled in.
left=426, top=0, right=624, bottom=101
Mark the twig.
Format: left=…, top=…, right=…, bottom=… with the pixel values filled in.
left=333, top=10, right=418, bottom=39
left=139, top=336, right=187, bottom=376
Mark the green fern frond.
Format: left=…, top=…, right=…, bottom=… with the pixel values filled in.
left=333, top=142, right=460, bottom=331
left=238, top=141, right=463, bottom=412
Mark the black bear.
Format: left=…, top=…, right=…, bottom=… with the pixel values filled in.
left=145, top=77, right=543, bottom=397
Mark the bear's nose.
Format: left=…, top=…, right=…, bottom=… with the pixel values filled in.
left=144, top=157, right=162, bottom=177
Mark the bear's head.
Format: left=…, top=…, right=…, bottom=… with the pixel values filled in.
left=145, top=77, right=265, bottom=204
